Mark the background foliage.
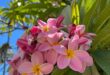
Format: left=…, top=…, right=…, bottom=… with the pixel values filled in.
left=0, top=0, right=110, bottom=75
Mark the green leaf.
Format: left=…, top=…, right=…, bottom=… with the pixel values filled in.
left=92, top=20, right=110, bottom=49
left=65, top=69, right=81, bottom=75
left=61, top=5, right=72, bottom=25
left=51, top=67, right=69, bottom=75
left=93, top=4, right=110, bottom=32
left=71, top=0, right=80, bottom=24
left=51, top=65, right=100, bottom=75
left=82, top=64, right=100, bottom=75
left=66, top=65, right=100, bottom=75
left=92, top=50, right=110, bottom=75
left=82, top=0, right=98, bottom=32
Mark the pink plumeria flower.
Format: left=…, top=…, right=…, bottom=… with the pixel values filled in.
left=9, top=68, right=19, bottom=75
left=17, top=33, right=37, bottom=54
left=38, top=32, right=63, bottom=51
left=74, top=25, right=96, bottom=38
left=53, top=35, right=93, bottom=73
left=38, top=15, right=64, bottom=27
left=68, top=24, right=96, bottom=38
left=69, top=25, right=96, bottom=50
left=37, top=32, right=48, bottom=43
left=55, top=15, right=64, bottom=28
left=37, top=16, right=64, bottom=43
left=8, top=50, right=23, bottom=70
left=38, top=32, right=63, bottom=64
left=68, top=24, right=76, bottom=37
left=18, top=51, right=53, bottom=75
left=37, top=19, right=57, bottom=33
left=37, top=16, right=64, bottom=33
left=75, top=25, right=96, bottom=50
left=9, top=51, right=29, bottom=75
left=78, top=37, right=92, bottom=50
left=30, top=26, right=41, bottom=37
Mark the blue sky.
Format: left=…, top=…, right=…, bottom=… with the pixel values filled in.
left=0, top=0, right=24, bottom=74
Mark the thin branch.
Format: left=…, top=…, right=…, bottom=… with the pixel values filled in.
left=0, top=27, right=23, bottom=34
left=3, top=20, right=11, bottom=75
left=3, top=52, right=6, bottom=75
left=0, top=19, right=9, bottom=25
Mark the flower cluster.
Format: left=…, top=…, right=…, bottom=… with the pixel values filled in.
left=9, top=16, right=96, bottom=75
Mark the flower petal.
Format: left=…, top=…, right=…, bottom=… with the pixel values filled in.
left=84, top=33, right=96, bottom=39
left=68, top=35, right=79, bottom=50
left=47, top=32, right=63, bottom=45
left=30, top=26, right=41, bottom=36
left=37, top=32, right=47, bottom=43
left=17, top=39, right=28, bottom=48
left=31, top=51, right=43, bottom=65
left=18, top=62, right=33, bottom=73
left=75, top=25, right=85, bottom=35
left=75, top=50, right=93, bottom=66
left=47, top=18, right=57, bottom=26
left=38, top=43, right=51, bottom=51
left=37, top=19, right=46, bottom=26
left=60, top=38, right=69, bottom=47
left=79, top=37, right=89, bottom=45
left=38, top=72, right=43, bottom=75
left=80, top=62, right=86, bottom=73
left=56, top=16, right=64, bottom=28
left=57, top=55, right=70, bottom=69
left=45, top=50, right=58, bottom=65
left=53, top=45, right=66, bottom=55
left=41, top=63, right=53, bottom=74
left=69, top=56, right=82, bottom=73
left=48, top=25, right=58, bottom=33
left=9, top=68, right=14, bottom=75
left=79, top=44, right=90, bottom=51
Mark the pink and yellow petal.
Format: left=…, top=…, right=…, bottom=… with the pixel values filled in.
left=75, top=25, right=85, bottom=35
left=41, top=63, right=53, bottom=74
left=68, top=35, right=79, bottom=50
left=53, top=45, right=66, bottom=55
left=45, top=50, right=58, bottom=65
left=18, top=62, right=33, bottom=73
left=69, top=56, right=82, bottom=73
left=37, top=19, right=46, bottom=26
left=47, top=32, right=63, bottom=45
left=57, top=55, right=70, bottom=69
left=31, top=51, right=43, bottom=65
left=47, top=18, right=57, bottom=26
left=75, top=50, right=93, bottom=66
left=38, top=43, right=51, bottom=51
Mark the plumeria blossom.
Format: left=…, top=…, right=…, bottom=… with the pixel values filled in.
left=17, top=33, right=37, bottom=54
left=75, top=25, right=96, bottom=51
left=37, top=16, right=64, bottom=43
left=9, top=16, right=95, bottom=75
left=9, top=53, right=27, bottom=75
left=68, top=24, right=96, bottom=38
left=18, top=51, right=53, bottom=75
left=30, top=26, right=41, bottom=37
left=37, top=19, right=57, bottom=33
left=36, top=16, right=64, bottom=43
left=38, top=32, right=63, bottom=51
left=38, top=16, right=64, bottom=30
left=38, top=32, right=63, bottom=64
left=53, top=35, right=93, bottom=73
left=68, top=24, right=96, bottom=50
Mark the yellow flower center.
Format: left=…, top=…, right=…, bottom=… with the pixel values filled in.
left=52, top=42, right=60, bottom=46
left=21, top=73, right=27, bottom=75
left=66, top=49, right=75, bottom=58
left=43, top=25, right=49, bottom=32
left=32, top=65, right=41, bottom=75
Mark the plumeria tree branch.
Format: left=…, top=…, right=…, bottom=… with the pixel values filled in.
left=0, top=27, right=23, bottom=34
